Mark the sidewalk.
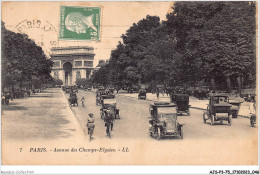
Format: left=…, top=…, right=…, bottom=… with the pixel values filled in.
left=116, top=92, right=253, bottom=118
left=2, top=88, right=85, bottom=143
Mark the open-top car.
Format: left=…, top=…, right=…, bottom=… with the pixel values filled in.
left=203, top=93, right=232, bottom=125
left=100, top=94, right=120, bottom=119
left=138, top=89, right=146, bottom=100
left=171, top=94, right=190, bottom=115
left=149, top=102, right=184, bottom=140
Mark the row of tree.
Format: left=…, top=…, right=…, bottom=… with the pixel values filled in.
left=91, top=2, right=256, bottom=92
left=2, top=22, right=53, bottom=93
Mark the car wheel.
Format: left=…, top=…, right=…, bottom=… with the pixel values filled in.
left=203, top=112, right=206, bottom=123
left=250, top=120, right=254, bottom=127
left=203, top=116, right=206, bottom=124
left=157, top=128, right=161, bottom=140
left=180, top=129, right=183, bottom=139
left=228, top=116, right=232, bottom=126
left=211, top=115, right=214, bottom=125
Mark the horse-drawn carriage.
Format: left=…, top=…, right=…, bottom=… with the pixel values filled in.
left=100, top=94, right=120, bottom=119
left=149, top=102, right=184, bottom=140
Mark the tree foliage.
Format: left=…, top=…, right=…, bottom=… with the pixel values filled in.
left=91, top=2, right=256, bottom=91
left=1, top=22, right=53, bottom=91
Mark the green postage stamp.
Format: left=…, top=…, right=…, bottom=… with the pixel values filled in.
left=59, top=6, right=101, bottom=41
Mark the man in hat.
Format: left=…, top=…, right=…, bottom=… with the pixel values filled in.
left=86, top=113, right=95, bottom=135
left=104, top=108, right=114, bottom=136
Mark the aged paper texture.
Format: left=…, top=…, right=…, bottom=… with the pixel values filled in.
left=1, top=1, right=258, bottom=165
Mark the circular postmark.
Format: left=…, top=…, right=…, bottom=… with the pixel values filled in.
left=15, top=19, right=59, bottom=57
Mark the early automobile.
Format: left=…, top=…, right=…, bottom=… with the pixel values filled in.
left=203, top=94, right=232, bottom=125
left=65, top=86, right=71, bottom=94
left=138, top=89, right=146, bottom=100
left=171, top=93, right=190, bottom=115
left=229, top=98, right=243, bottom=118
left=73, top=86, right=78, bottom=93
left=96, top=89, right=106, bottom=105
left=68, top=93, right=78, bottom=107
left=149, top=102, right=184, bottom=140
left=107, top=88, right=115, bottom=94
left=100, top=94, right=120, bottom=119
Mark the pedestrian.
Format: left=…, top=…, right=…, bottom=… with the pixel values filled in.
left=5, top=93, right=10, bottom=105
left=86, top=113, right=95, bottom=135
left=166, top=89, right=169, bottom=96
left=81, top=96, right=85, bottom=107
left=156, top=90, right=159, bottom=99
left=2, top=93, right=5, bottom=105
left=104, top=109, right=114, bottom=136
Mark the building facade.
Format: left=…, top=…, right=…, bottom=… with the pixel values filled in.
left=50, top=46, right=95, bottom=86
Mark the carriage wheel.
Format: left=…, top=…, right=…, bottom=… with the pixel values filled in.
left=156, top=128, right=161, bottom=140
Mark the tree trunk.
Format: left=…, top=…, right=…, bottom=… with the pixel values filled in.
left=211, top=78, right=216, bottom=91
left=241, top=76, right=244, bottom=89
left=237, top=76, right=241, bottom=94
left=226, top=76, right=231, bottom=93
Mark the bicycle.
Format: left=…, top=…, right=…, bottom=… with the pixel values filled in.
left=105, top=122, right=112, bottom=138
left=88, top=126, right=94, bottom=142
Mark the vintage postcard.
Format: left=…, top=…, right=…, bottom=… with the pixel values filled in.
left=1, top=1, right=258, bottom=168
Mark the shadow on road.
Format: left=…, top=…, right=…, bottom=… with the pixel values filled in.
left=1, top=104, right=28, bottom=111
left=29, top=95, right=54, bottom=98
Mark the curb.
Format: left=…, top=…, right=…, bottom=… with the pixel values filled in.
left=61, top=89, right=87, bottom=135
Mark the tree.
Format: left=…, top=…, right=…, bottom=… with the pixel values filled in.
left=1, top=21, right=53, bottom=92
left=75, top=78, right=89, bottom=87
left=53, top=79, right=63, bottom=86
left=165, top=2, right=256, bottom=90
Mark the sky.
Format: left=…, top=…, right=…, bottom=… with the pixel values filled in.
left=2, top=1, right=173, bottom=67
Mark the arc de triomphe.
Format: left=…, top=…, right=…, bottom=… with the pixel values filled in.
left=50, top=46, right=95, bottom=86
